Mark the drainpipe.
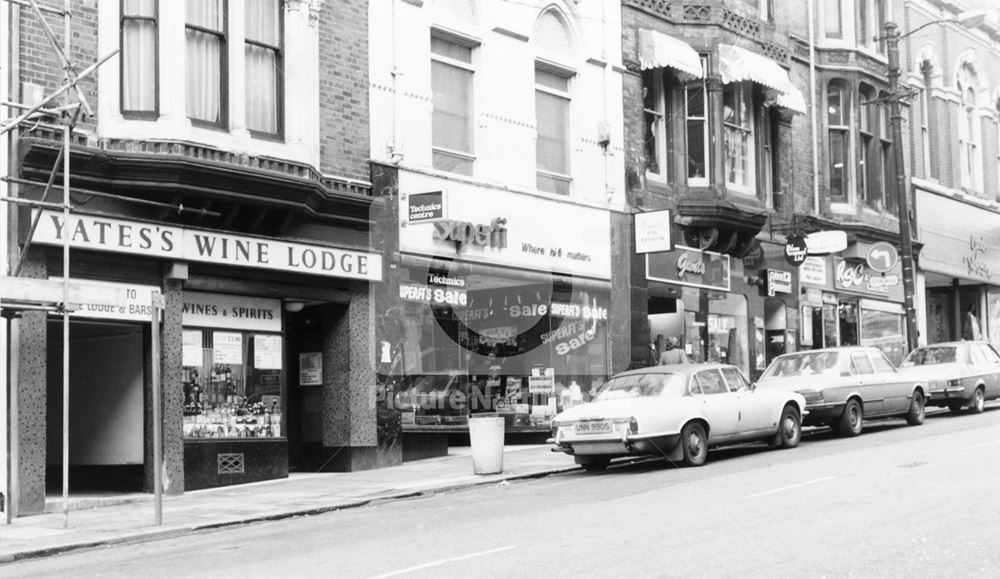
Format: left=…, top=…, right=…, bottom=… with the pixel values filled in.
left=0, top=0, right=10, bottom=525
left=808, top=0, right=819, bottom=214
left=389, top=0, right=403, bottom=163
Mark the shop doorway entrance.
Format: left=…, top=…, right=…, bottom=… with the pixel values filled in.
left=45, top=321, right=145, bottom=492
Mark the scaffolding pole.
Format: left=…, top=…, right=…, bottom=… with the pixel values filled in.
left=0, top=0, right=106, bottom=528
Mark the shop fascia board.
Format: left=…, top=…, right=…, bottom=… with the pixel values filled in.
left=0, top=276, right=126, bottom=309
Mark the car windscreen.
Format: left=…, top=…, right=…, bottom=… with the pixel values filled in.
left=900, top=346, right=957, bottom=367
left=762, top=352, right=839, bottom=378
left=594, top=373, right=686, bottom=401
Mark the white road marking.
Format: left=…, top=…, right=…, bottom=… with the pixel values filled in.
left=967, top=439, right=1000, bottom=450
left=744, top=476, right=835, bottom=499
left=370, top=546, right=516, bottom=578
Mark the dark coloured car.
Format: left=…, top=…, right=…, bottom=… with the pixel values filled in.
left=757, top=346, right=925, bottom=437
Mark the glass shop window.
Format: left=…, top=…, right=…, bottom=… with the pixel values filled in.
left=182, top=329, right=284, bottom=439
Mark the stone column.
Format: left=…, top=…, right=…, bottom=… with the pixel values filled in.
left=11, top=252, right=47, bottom=516
left=320, top=280, right=380, bottom=471
left=145, top=278, right=185, bottom=494
left=707, top=75, right=725, bottom=193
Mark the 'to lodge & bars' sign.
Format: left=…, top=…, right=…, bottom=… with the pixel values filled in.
left=31, top=210, right=383, bottom=281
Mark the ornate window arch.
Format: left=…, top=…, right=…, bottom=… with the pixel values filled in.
left=957, top=59, right=983, bottom=192
left=532, top=6, right=578, bottom=195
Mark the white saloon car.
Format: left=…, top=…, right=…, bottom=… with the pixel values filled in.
left=898, top=341, right=1000, bottom=413
left=549, top=364, right=806, bottom=471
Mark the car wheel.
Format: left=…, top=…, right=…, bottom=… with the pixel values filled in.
left=836, top=399, right=863, bottom=437
left=948, top=402, right=965, bottom=414
left=575, top=457, right=610, bottom=472
left=905, top=390, right=925, bottom=426
left=680, top=422, right=708, bottom=467
left=771, top=404, right=802, bottom=449
left=972, top=387, right=985, bottom=414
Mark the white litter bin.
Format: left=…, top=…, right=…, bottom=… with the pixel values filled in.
left=468, top=416, right=505, bottom=474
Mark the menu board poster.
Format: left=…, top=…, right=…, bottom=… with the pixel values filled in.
left=254, top=334, right=283, bottom=370
left=299, top=352, right=323, bottom=386
left=213, top=332, right=243, bottom=364
left=182, top=330, right=203, bottom=367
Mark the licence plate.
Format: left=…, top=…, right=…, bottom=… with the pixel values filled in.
left=574, top=421, right=614, bottom=435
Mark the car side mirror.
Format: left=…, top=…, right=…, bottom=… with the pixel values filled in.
left=748, top=382, right=757, bottom=392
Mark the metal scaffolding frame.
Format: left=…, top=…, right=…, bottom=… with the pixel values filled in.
left=0, top=0, right=122, bottom=527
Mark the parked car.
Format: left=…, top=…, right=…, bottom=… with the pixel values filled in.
left=549, top=364, right=806, bottom=471
left=898, top=341, right=1000, bottom=413
left=756, top=346, right=925, bottom=437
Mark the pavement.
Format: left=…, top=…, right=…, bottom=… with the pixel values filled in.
left=0, top=444, right=576, bottom=564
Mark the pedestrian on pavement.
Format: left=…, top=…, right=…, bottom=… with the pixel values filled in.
left=658, top=336, right=688, bottom=365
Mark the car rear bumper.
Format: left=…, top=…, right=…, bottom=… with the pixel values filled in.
left=801, top=402, right=845, bottom=425
left=549, top=432, right=681, bottom=457
left=927, top=387, right=968, bottom=405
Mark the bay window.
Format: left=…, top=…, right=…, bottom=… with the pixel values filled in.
left=828, top=81, right=850, bottom=202
left=535, top=65, right=572, bottom=195
left=185, top=0, right=227, bottom=126
left=121, top=0, right=158, bottom=117
left=431, top=33, right=476, bottom=176
left=642, top=70, right=666, bottom=179
left=245, top=0, right=283, bottom=136
left=723, top=82, right=754, bottom=192
left=858, top=85, right=875, bottom=205
left=686, top=64, right=708, bottom=184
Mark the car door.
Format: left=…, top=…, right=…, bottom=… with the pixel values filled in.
left=722, top=366, right=773, bottom=437
left=868, top=350, right=908, bottom=415
left=691, top=369, right=740, bottom=443
left=850, top=351, right=886, bottom=416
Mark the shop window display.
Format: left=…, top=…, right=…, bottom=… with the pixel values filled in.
left=182, top=329, right=284, bottom=439
left=393, top=268, right=609, bottom=429
left=860, top=307, right=905, bottom=365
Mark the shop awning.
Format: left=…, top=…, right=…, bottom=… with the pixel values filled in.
left=775, top=85, right=807, bottom=115
left=719, top=44, right=806, bottom=114
left=638, top=29, right=703, bottom=78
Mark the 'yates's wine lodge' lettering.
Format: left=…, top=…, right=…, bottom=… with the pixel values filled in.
left=32, top=211, right=382, bottom=282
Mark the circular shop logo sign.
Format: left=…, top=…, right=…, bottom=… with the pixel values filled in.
left=784, top=235, right=808, bottom=266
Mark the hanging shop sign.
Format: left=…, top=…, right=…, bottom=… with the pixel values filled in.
left=799, top=257, right=828, bottom=286
left=784, top=235, right=808, bottom=266
left=834, top=258, right=902, bottom=298
left=634, top=209, right=673, bottom=254
left=646, top=245, right=731, bottom=291
left=765, top=269, right=793, bottom=297
left=182, top=292, right=282, bottom=332
left=805, top=230, right=848, bottom=255
left=866, top=241, right=899, bottom=273
left=741, top=240, right=765, bottom=271
left=406, top=191, right=446, bottom=224
left=31, top=210, right=382, bottom=281
left=398, top=176, right=611, bottom=279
